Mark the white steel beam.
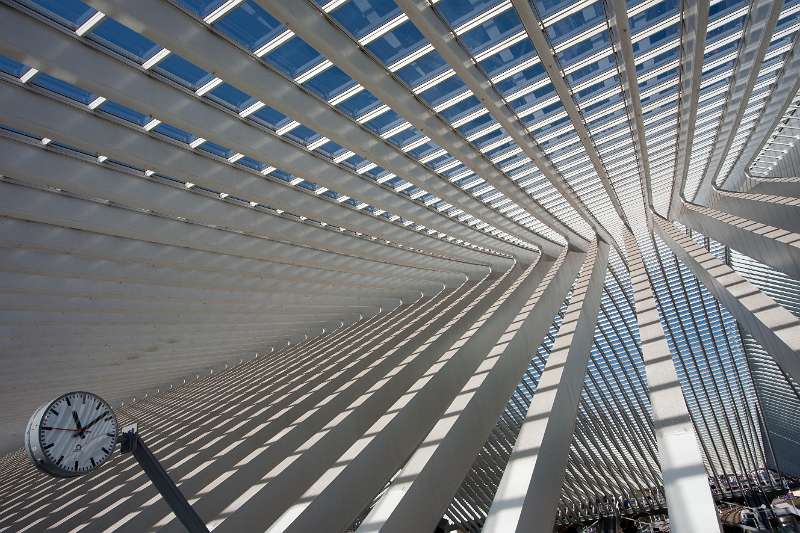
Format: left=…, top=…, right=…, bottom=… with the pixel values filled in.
left=355, top=247, right=583, bottom=532
left=0, top=137, right=476, bottom=284
left=607, top=0, right=654, bottom=223
left=218, top=262, right=542, bottom=532
left=624, top=230, right=721, bottom=533
left=722, top=30, right=800, bottom=193
left=744, top=176, right=800, bottom=196
left=77, top=0, right=556, bottom=258
left=510, top=0, right=631, bottom=228
left=254, top=0, right=579, bottom=253
left=0, top=218, right=413, bottom=302
left=667, top=0, right=709, bottom=218
left=712, top=190, right=800, bottom=234
left=483, top=238, right=609, bottom=533
left=0, top=86, right=505, bottom=268
left=653, top=214, right=800, bottom=384
left=680, top=201, right=800, bottom=280
left=692, top=0, right=783, bottom=205
left=396, top=0, right=606, bottom=248
left=146, top=271, right=501, bottom=532
left=0, top=182, right=449, bottom=297
left=0, top=8, right=530, bottom=262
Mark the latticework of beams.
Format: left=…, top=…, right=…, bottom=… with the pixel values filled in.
left=2, top=0, right=800, bottom=532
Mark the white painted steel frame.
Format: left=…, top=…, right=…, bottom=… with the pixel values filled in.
left=484, top=239, right=610, bottom=533
left=80, top=0, right=557, bottom=257
left=654, top=215, right=800, bottom=384
left=625, top=230, right=720, bottom=532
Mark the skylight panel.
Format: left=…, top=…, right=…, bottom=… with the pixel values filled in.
left=284, top=124, right=322, bottom=146
left=342, top=153, right=369, bottom=171
left=315, top=140, right=347, bottom=159
left=29, top=72, right=95, bottom=105
left=262, top=35, right=324, bottom=78
left=333, top=87, right=381, bottom=118
left=457, top=4, right=523, bottom=56
left=207, top=82, right=256, bottom=112
left=152, top=123, right=194, bottom=144
left=556, top=28, right=613, bottom=76
left=87, top=17, right=160, bottom=63
left=174, top=0, right=228, bottom=19
left=363, top=109, right=404, bottom=135
left=327, top=0, right=403, bottom=40
left=0, top=54, right=28, bottom=78
left=365, top=17, right=428, bottom=67
left=197, top=140, right=233, bottom=158
left=250, top=105, right=290, bottom=130
left=141, top=47, right=171, bottom=70
left=21, top=0, right=96, bottom=31
left=153, top=52, right=215, bottom=91
left=478, top=38, right=536, bottom=78
left=98, top=100, right=149, bottom=127
left=211, top=0, right=284, bottom=51
left=303, top=65, right=358, bottom=100
left=417, top=76, right=469, bottom=109
left=195, top=76, right=224, bottom=96
left=545, top=1, right=607, bottom=48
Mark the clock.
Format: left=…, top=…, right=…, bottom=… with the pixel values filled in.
left=25, top=391, right=119, bottom=478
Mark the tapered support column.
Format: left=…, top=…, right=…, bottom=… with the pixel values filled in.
left=653, top=215, right=800, bottom=383
left=624, top=230, right=720, bottom=532
left=712, top=190, right=800, bottom=234
left=680, top=201, right=800, bottom=280
left=484, top=239, right=609, bottom=533
left=356, top=247, right=583, bottom=533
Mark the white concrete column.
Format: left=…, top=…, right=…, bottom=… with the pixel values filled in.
left=624, top=230, right=721, bottom=532
left=484, top=239, right=609, bottom=533
left=653, top=215, right=800, bottom=383
left=680, top=201, right=800, bottom=280
left=356, top=247, right=584, bottom=532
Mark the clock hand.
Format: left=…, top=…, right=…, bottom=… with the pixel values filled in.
left=72, top=411, right=83, bottom=431
left=80, top=411, right=109, bottom=433
left=42, top=426, right=89, bottom=432
left=72, top=411, right=87, bottom=439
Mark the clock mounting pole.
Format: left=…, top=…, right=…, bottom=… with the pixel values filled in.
left=119, top=425, right=209, bottom=533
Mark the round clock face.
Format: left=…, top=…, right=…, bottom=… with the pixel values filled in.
left=25, top=391, right=118, bottom=478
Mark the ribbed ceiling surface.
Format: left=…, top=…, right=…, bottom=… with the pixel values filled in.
left=1, top=0, right=799, bottom=530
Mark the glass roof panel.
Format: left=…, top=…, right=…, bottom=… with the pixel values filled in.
left=0, top=54, right=27, bottom=77
left=545, top=2, right=607, bottom=46
left=303, top=65, right=357, bottom=100
left=459, top=8, right=523, bottom=55
left=213, top=0, right=284, bottom=51
left=153, top=52, right=213, bottom=90
left=263, top=36, right=324, bottom=77
left=328, top=0, right=401, bottom=38
left=30, top=72, right=95, bottom=105
left=175, top=0, right=228, bottom=19
left=22, top=0, right=94, bottom=29
left=88, top=18, right=160, bottom=63
left=365, top=19, right=426, bottom=64
left=208, top=82, right=255, bottom=111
